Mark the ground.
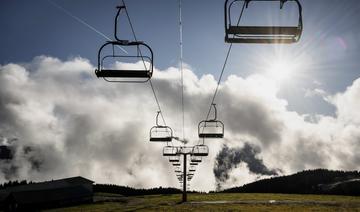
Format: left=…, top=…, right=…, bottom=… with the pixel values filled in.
left=47, top=193, right=360, bottom=211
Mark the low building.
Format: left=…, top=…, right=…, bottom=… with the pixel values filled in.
left=0, top=176, right=94, bottom=211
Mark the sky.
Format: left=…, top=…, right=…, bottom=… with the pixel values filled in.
left=1, top=0, right=360, bottom=191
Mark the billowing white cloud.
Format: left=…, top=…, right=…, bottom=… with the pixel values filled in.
left=0, top=56, right=360, bottom=191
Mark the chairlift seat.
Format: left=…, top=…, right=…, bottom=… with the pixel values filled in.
left=225, top=26, right=300, bottom=43
left=95, top=69, right=151, bottom=78
left=199, top=133, right=224, bottom=138
left=150, top=137, right=172, bottom=142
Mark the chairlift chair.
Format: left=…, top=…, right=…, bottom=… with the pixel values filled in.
left=192, top=144, right=209, bottom=157
left=224, top=0, right=303, bottom=44
left=189, top=166, right=196, bottom=172
left=172, top=161, right=181, bottom=166
left=163, top=146, right=178, bottom=156
left=95, top=5, right=153, bottom=82
left=150, top=112, right=174, bottom=142
left=190, top=155, right=202, bottom=163
left=169, top=155, right=180, bottom=163
left=198, top=104, right=224, bottom=138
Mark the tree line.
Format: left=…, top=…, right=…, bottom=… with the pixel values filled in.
left=222, top=169, right=360, bottom=196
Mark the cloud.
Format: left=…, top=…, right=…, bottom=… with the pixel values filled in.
left=213, top=143, right=279, bottom=190
left=1, top=56, right=360, bottom=191
left=305, top=88, right=327, bottom=98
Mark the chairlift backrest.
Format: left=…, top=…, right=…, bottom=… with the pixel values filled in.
left=225, top=0, right=303, bottom=44
left=198, top=104, right=224, bottom=138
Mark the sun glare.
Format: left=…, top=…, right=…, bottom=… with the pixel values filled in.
left=266, top=59, right=294, bottom=82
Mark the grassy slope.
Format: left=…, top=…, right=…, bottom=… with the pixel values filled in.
left=47, top=193, right=360, bottom=211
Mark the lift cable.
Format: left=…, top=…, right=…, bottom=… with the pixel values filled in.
left=198, top=1, right=246, bottom=146
left=203, top=2, right=246, bottom=123
left=179, top=0, right=185, bottom=141
left=122, top=0, right=167, bottom=126
left=46, top=0, right=128, bottom=54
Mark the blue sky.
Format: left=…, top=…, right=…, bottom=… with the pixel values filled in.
left=1, top=0, right=360, bottom=116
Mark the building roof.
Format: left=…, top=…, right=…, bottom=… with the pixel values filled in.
left=2, top=176, right=94, bottom=193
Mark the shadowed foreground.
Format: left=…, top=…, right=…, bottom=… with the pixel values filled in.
left=47, top=193, right=360, bottom=211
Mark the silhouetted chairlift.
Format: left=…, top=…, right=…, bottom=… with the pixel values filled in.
left=169, top=155, right=180, bottom=163
left=95, top=5, right=153, bottom=82
left=150, top=112, right=173, bottom=142
left=225, top=0, right=303, bottom=44
left=172, top=162, right=181, bottom=166
left=163, top=146, right=177, bottom=156
left=198, top=104, right=224, bottom=138
left=192, top=144, right=209, bottom=157
left=191, top=155, right=202, bottom=163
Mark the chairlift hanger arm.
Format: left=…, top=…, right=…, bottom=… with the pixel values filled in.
left=211, top=103, right=217, bottom=121
left=114, top=5, right=127, bottom=42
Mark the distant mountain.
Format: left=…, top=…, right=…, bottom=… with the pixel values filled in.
left=222, top=169, right=360, bottom=196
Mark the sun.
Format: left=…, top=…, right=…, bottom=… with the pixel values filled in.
left=265, top=59, right=295, bottom=82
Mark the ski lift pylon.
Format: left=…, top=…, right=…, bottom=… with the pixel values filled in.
left=198, top=104, right=224, bottom=138
left=150, top=112, right=173, bottom=142
left=224, top=0, right=303, bottom=44
left=95, top=5, right=154, bottom=82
